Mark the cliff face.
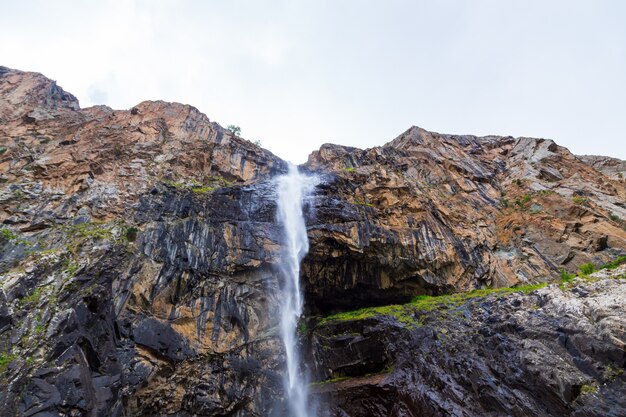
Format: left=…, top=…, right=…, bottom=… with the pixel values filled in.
left=303, top=129, right=626, bottom=312
left=0, top=67, right=289, bottom=416
left=309, top=267, right=626, bottom=417
left=0, top=67, right=625, bottom=417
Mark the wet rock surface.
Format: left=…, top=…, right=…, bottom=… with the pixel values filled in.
left=0, top=67, right=289, bottom=416
left=1, top=66, right=625, bottom=416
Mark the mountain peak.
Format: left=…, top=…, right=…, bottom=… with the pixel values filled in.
left=0, top=66, right=79, bottom=123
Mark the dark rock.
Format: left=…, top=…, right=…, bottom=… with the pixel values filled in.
left=310, top=276, right=626, bottom=417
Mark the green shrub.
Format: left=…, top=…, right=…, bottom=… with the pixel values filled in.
left=66, top=222, right=113, bottom=240
left=0, top=228, right=17, bottom=241
left=125, top=226, right=139, bottom=242
left=579, top=263, right=595, bottom=276
left=560, top=269, right=576, bottom=283
left=604, top=365, right=625, bottom=380
left=0, top=353, right=16, bottom=373
left=63, top=261, right=80, bottom=277
left=20, top=287, right=43, bottom=306
left=609, top=213, right=620, bottom=222
left=514, top=194, right=532, bottom=208
left=297, top=321, right=307, bottom=334
left=572, top=196, right=588, bottom=205
left=580, top=384, right=597, bottom=395
left=226, top=125, right=241, bottom=136
left=34, top=322, right=46, bottom=335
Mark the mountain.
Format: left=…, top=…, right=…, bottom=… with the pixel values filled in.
left=0, top=66, right=625, bottom=416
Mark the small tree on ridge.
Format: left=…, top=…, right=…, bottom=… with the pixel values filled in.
left=227, top=125, right=241, bottom=136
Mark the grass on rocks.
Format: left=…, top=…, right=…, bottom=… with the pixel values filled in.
left=320, top=283, right=547, bottom=327
left=321, top=255, right=626, bottom=327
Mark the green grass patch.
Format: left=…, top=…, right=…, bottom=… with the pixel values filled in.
left=34, top=322, right=46, bottom=335
left=66, top=222, right=113, bottom=241
left=191, top=185, right=216, bottom=194
left=343, top=167, right=355, bottom=172
left=163, top=179, right=188, bottom=189
left=0, top=353, right=16, bottom=374
left=321, top=283, right=547, bottom=326
left=579, top=384, right=598, bottom=395
left=0, top=228, right=17, bottom=241
left=560, top=268, right=576, bottom=283
left=297, top=321, right=308, bottom=334
left=515, top=194, right=532, bottom=207
left=572, top=196, right=588, bottom=205
left=599, top=256, right=626, bottom=271
left=20, top=287, right=43, bottom=306
left=579, top=263, right=595, bottom=276
left=63, top=260, right=80, bottom=278
left=604, top=365, right=624, bottom=381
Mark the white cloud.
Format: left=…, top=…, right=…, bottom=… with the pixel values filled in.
left=1, top=0, right=625, bottom=162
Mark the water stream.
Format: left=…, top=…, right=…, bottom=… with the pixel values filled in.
left=276, top=164, right=318, bottom=417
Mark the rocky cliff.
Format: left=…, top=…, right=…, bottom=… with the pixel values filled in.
left=310, top=266, right=626, bottom=417
left=0, top=66, right=625, bottom=416
left=303, top=128, right=626, bottom=312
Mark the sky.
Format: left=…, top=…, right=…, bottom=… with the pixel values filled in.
left=1, top=0, right=625, bottom=163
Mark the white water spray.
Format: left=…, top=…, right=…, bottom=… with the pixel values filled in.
left=276, top=164, right=318, bottom=417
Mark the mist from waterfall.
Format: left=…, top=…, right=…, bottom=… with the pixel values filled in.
left=276, top=164, right=318, bottom=417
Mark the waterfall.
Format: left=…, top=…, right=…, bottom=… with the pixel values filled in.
left=276, top=163, right=318, bottom=417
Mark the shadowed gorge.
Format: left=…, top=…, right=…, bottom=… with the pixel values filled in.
left=1, top=66, right=625, bottom=417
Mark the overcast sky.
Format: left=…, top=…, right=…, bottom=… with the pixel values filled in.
left=1, top=0, right=625, bottom=163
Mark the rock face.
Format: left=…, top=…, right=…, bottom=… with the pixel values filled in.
left=578, top=155, right=626, bottom=182
left=309, top=267, right=626, bottom=417
left=1, top=66, right=625, bottom=416
left=0, top=67, right=289, bottom=416
left=303, top=129, right=626, bottom=312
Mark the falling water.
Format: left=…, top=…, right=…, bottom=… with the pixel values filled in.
left=276, top=163, right=318, bottom=417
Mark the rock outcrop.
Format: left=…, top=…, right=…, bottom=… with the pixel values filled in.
left=578, top=155, right=626, bottom=182
left=309, top=267, right=626, bottom=417
left=0, top=67, right=289, bottom=416
left=1, top=66, right=625, bottom=416
left=303, top=129, right=626, bottom=311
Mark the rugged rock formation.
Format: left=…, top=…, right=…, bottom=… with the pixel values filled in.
left=0, top=67, right=289, bottom=416
left=1, top=66, right=625, bottom=416
left=309, top=267, right=626, bottom=417
left=578, top=155, right=626, bottom=182
left=303, top=130, right=626, bottom=311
